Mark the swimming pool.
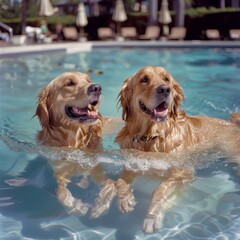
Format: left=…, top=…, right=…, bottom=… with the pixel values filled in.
left=0, top=47, right=240, bottom=240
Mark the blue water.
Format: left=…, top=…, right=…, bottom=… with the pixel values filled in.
left=0, top=48, right=240, bottom=240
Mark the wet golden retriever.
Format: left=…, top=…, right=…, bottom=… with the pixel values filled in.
left=115, top=66, right=240, bottom=233
left=35, top=72, right=135, bottom=216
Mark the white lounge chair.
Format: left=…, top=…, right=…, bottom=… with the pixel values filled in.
left=168, top=27, right=186, bottom=40
left=63, top=27, right=79, bottom=41
left=206, top=29, right=220, bottom=40
left=121, top=27, right=138, bottom=40
left=98, top=27, right=115, bottom=40
left=138, top=26, right=160, bottom=40
left=229, top=29, right=240, bottom=40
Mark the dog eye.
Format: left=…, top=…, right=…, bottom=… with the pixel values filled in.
left=66, top=80, right=75, bottom=86
left=140, top=76, right=149, bottom=83
left=164, top=76, right=170, bottom=82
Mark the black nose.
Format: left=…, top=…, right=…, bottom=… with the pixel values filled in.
left=87, top=84, right=102, bottom=95
left=156, top=84, right=171, bottom=97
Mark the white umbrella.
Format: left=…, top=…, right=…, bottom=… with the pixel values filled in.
left=39, top=0, right=58, bottom=17
left=76, top=2, right=88, bottom=40
left=112, top=0, right=127, bottom=36
left=76, top=2, right=88, bottom=28
left=159, top=0, right=172, bottom=36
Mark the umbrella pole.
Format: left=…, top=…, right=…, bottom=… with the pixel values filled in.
left=163, top=25, right=169, bottom=36
left=79, top=27, right=87, bottom=42
left=80, top=27, right=84, bottom=37
left=21, top=0, right=27, bottom=35
left=117, top=22, right=121, bottom=37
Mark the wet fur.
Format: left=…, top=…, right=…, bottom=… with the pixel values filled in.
left=35, top=72, right=134, bottom=216
left=115, top=66, right=240, bottom=233
left=36, top=72, right=103, bottom=149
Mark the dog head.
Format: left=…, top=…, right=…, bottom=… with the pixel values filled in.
left=118, top=66, right=184, bottom=122
left=35, top=72, right=102, bottom=130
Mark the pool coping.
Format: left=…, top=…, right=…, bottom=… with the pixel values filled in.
left=0, top=40, right=240, bottom=57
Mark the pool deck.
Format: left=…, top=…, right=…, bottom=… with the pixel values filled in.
left=0, top=40, right=240, bottom=57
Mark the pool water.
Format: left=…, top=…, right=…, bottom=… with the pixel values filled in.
left=0, top=48, right=240, bottom=240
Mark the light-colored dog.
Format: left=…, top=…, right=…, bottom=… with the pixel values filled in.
left=35, top=72, right=135, bottom=216
left=115, top=66, right=240, bottom=233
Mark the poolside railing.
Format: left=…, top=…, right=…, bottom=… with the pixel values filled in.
left=0, top=22, right=13, bottom=42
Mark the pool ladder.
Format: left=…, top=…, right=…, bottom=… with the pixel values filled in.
left=0, top=22, right=13, bottom=42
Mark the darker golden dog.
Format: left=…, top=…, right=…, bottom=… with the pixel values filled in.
left=115, top=66, right=240, bottom=233
left=35, top=72, right=135, bottom=216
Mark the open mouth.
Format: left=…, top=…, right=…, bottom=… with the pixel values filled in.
left=65, top=105, right=99, bottom=122
left=139, top=101, right=168, bottom=122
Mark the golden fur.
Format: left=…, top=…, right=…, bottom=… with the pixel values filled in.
left=115, top=66, right=240, bottom=233
left=36, top=72, right=103, bottom=149
left=116, top=66, right=240, bottom=153
left=35, top=72, right=135, bottom=216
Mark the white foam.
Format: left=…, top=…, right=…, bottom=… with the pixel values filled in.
left=0, top=123, right=232, bottom=174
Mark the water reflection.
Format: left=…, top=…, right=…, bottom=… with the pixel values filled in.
left=1, top=48, right=240, bottom=239
left=1, top=126, right=240, bottom=239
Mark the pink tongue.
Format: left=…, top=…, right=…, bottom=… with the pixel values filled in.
left=87, top=110, right=98, bottom=117
left=72, top=107, right=88, bottom=115
left=72, top=107, right=98, bottom=117
left=154, top=103, right=168, bottom=117
left=154, top=108, right=168, bottom=117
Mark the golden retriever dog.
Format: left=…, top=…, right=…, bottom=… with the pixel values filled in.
left=115, top=66, right=240, bottom=233
left=35, top=72, right=135, bottom=216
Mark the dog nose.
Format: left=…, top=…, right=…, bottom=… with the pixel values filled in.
left=156, top=84, right=171, bottom=97
left=87, top=84, right=102, bottom=95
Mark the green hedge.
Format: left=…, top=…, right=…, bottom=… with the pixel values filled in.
left=1, top=7, right=240, bottom=26
left=186, top=7, right=240, bottom=17
left=128, top=7, right=240, bottom=17
left=0, top=15, right=76, bottom=25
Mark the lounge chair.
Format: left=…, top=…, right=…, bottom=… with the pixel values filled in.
left=121, top=27, right=138, bottom=40
left=206, top=29, right=220, bottom=40
left=25, top=26, right=42, bottom=41
left=98, top=27, right=115, bottom=40
left=168, top=27, right=186, bottom=40
left=138, top=26, right=160, bottom=40
left=229, top=29, right=240, bottom=40
left=63, top=27, right=79, bottom=41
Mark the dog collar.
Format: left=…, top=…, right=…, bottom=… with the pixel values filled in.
left=133, top=134, right=159, bottom=142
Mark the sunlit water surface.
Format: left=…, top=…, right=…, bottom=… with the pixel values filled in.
left=0, top=48, right=240, bottom=240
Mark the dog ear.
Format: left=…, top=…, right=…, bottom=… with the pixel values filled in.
left=118, top=78, right=132, bottom=121
left=35, top=86, right=51, bottom=129
left=171, top=80, right=184, bottom=119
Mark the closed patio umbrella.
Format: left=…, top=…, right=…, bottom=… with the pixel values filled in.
left=76, top=2, right=88, bottom=40
left=112, top=0, right=127, bottom=37
left=159, top=0, right=172, bottom=37
left=39, top=0, right=58, bottom=17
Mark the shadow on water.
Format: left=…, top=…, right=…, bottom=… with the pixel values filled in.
left=0, top=150, right=147, bottom=239
left=1, top=113, right=240, bottom=240
left=0, top=156, right=71, bottom=239
left=1, top=135, right=240, bottom=240
left=1, top=48, right=240, bottom=239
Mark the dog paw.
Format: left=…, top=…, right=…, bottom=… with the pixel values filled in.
left=142, top=214, right=163, bottom=234
left=68, top=199, right=89, bottom=216
left=57, top=185, right=89, bottom=216
left=90, top=179, right=117, bottom=218
left=116, top=179, right=136, bottom=213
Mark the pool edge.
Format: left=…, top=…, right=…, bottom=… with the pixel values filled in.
left=0, top=40, right=240, bottom=57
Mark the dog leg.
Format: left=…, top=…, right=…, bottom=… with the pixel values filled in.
left=143, top=168, right=193, bottom=234
left=54, top=160, right=89, bottom=215
left=143, top=179, right=178, bottom=233
left=90, top=179, right=117, bottom=218
left=57, top=180, right=89, bottom=216
left=116, top=179, right=136, bottom=213
left=90, top=167, right=137, bottom=217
